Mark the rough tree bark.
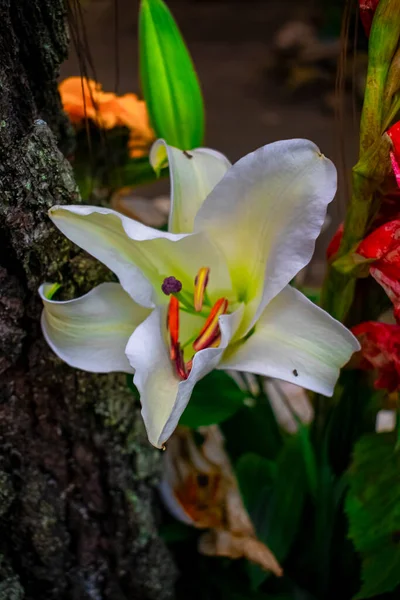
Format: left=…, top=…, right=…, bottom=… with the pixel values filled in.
left=0, top=1, right=175, bottom=598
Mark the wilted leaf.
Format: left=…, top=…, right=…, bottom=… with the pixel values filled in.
left=345, top=433, right=400, bottom=599
left=139, top=0, right=205, bottom=149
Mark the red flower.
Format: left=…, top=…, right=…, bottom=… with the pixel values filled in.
left=357, top=220, right=400, bottom=321
left=387, top=121, right=400, bottom=188
left=352, top=321, right=400, bottom=391
left=359, top=0, right=379, bottom=37
left=326, top=223, right=344, bottom=260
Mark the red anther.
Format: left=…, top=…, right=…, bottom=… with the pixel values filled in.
left=185, top=358, right=193, bottom=375
left=193, top=298, right=228, bottom=352
left=168, top=295, right=179, bottom=356
left=175, top=344, right=189, bottom=380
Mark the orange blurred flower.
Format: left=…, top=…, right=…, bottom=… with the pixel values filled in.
left=59, top=77, right=155, bottom=158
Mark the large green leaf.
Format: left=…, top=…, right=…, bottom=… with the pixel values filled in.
left=345, top=433, right=400, bottom=599
left=139, top=0, right=205, bottom=149
left=179, top=371, right=246, bottom=428
left=235, top=437, right=308, bottom=590
left=221, top=393, right=283, bottom=462
left=236, top=453, right=276, bottom=515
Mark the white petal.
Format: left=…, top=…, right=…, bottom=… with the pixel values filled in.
left=126, top=305, right=243, bottom=448
left=150, top=139, right=231, bottom=233
left=221, top=285, right=359, bottom=397
left=49, top=205, right=232, bottom=307
left=194, top=139, right=337, bottom=330
left=40, top=282, right=150, bottom=373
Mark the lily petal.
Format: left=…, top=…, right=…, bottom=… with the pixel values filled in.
left=194, top=139, right=337, bottom=331
left=221, top=285, right=359, bottom=397
left=150, top=139, right=231, bottom=233
left=40, top=282, right=150, bottom=373
left=49, top=205, right=232, bottom=307
left=126, top=305, right=243, bottom=448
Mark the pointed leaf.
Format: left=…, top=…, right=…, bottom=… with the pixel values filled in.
left=139, top=0, right=205, bottom=149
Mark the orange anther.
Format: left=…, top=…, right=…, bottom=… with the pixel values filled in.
left=168, top=295, right=179, bottom=359
left=194, top=267, right=210, bottom=312
left=193, top=298, right=228, bottom=352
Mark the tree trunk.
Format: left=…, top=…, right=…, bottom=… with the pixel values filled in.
left=0, top=1, right=175, bottom=598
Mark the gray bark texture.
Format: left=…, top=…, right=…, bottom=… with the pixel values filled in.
left=0, top=1, right=176, bottom=598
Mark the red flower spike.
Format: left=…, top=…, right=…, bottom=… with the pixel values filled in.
left=370, top=264, right=400, bottom=322
left=356, top=220, right=400, bottom=321
left=352, top=321, right=400, bottom=391
left=390, top=152, right=400, bottom=188
left=359, top=0, right=380, bottom=37
left=357, top=220, right=400, bottom=259
left=387, top=121, right=400, bottom=188
left=326, top=222, right=344, bottom=260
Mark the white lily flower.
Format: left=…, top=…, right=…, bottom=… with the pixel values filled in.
left=40, top=138, right=360, bottom=448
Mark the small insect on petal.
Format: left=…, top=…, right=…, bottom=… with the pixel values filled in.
left=193, top=298, right=228, bottom=352
left=194, top=267, right=210, bottom=312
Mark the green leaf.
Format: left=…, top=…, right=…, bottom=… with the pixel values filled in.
left=221, top=400, right=283, bottom=462
left=139, top=0, right=205, bottom=149
left=324, top=370, right=378, bottom=476
left=236, top=453, right=276, bottom=516
left=159, top=522, right=196, bottom=543
left=179, top=371, right=246, bottom=428
left=299, top=286, right=321, bottom=305
left=235, top=437, right=307, bottom=590
left=43, top=282, right=61, bottom=300
left=111, top=156, right=169, bottom=189
left=345, top=433, right=400, bottom=599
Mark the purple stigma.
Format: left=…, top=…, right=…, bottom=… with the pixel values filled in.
left=162, top=276, right=182, bottom=295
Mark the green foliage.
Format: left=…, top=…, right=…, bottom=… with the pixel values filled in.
left=235, top=435, right=308, bottom=590
left=179, top=371, right=246, bottom=428
left=159, top=522, right=197, bottom=543
left=221, top=388, right=283, bottom=462
left=346, top=433, right=400, bottom=599
left=324, top=370, right=378, bottom=476
left=139, top=0, right=205, bottom=149
left=72, top=125, right=166, bottom=201
left=236, top=453, right=277, bottom=512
